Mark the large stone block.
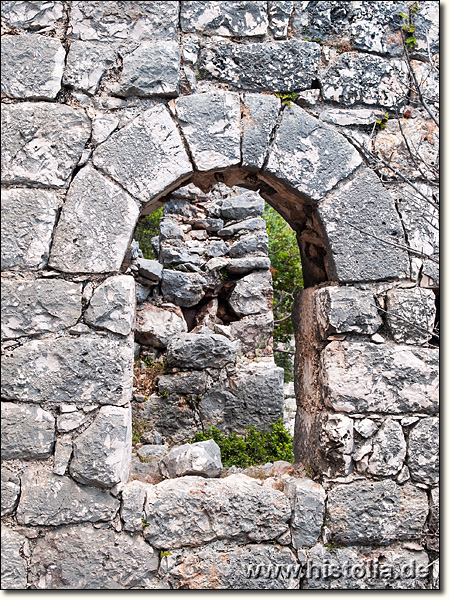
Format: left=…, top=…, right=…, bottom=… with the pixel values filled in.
left=63, top=40, right=117, bottom=95
left=1, top=1, right=64, bottom=31
left=386, top=287, right=436, bottom=344
left=1, top=468, right=21, bottom=517
left=322, top=341, right=439, bottom=414
left=175, top=92, right=241, bottom=171
left=1, top=402, right=55, bottom=460
left=49, top=165, right=140, bottom=273
left=161, top=270, right=206, bottom=307
left=407, top=417, right=439, bottom=486
left=284, top=478, right=326, bottom=548
left=326, top=480, right=428, bottom=545
left=85, top=275, right=135, bottom=335
left=93, top=104, right=192, bottom=204
left=1, top=102, right=90, bottom=188
left=166, top=333, right=237, bottom=369
left=367, top=418, right=406, bottom=477
left=220, top=192, right=265, bottom=222
left=228, top=270, right=272, bottom=317
left=159, top=439, right=223, bottom=479
left=1, top=333, right=134, bottom=406
left=181, top=1, right=268, bottom=36
left=1, top=34, right=65, bottom=99
left=29, top=525, right=159, bottom=589
left=265, top=104, right=362, bottom=202
left=136, top=302, right=187, bottom=347
left=242, top=93, right=281, bottom=169
left=1, top=527, right=27, bottom=590
left=1, top=278, right=82, bottom=339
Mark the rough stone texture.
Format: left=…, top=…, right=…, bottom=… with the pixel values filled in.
left=322, top=341, right=439, bottom=414
left=242, top=93, right=280, bottom=169
left=143, top=474, right=291, bottom=548
left=17, top=467, right=119, bottom=526
left=226, top=256, right=271, bottom=274
left=320, top=107, right=385, bottom=126
left=1, top=402, right=55, bottom=460
left=428, top=486, right=439, bottom=552
left=220, top=193, right=265, bottom=221
left=414, top=0, right=439, bottom=57
left=53, top=435, right=73, bottom=476
left=367, top=418, right=406, bottom=477
left=136, top=302, right=187, bottom=347
left=284, top=478, right=326, bottom=548
left=167, top=333, right=236, bottom=369
left=1, top=468, right=21, bottom=517
left=160, top=541, right=299, bottom=589
left=198, top=39, right=321, bottom=92
left=407, top=417, right=439, bottom=486
left=320, top=413, right=354, bottom=476
left=181, top=1, right=268, bottom=36
left=218, top=216, right=266, bottom=237
left=1, top=1, right=64, bottom=31
left=354, top=418, right=377, bottom=438
left=158, top=370, right=209, bottom=396
left=63, top=41, right=116, bottom=95
left=315, top=286, right=382, bottom=338
left=121, top=480, right=148, bottom=532
left=386, top=288, right=436, bottom=344
left=159, top=218, right=184, bottom=241
left=228, top=270, right=272, bottom=317
left=229, top=312, right=274, bottom=356
left=265, top=103, right=362, bottom=202
left=326, top=480, right=428, bottom=545
left=137, top=445, right=169, bottom=462
left=1, top=188, right=60, bottom=271
left=93, top=104, right=192, bottom=204
left=322, top=53, right=408, bottom=109
left=159, top=439, right=223, bottom=479
left=318, top=168, right=410, bottom=281
left=85, top=275, right=135, bottom=335
left=70, top=405, right=132, bottom=488
left=161, top=270, right=207, bottom=307
left=175, top=92, right=241, bottom=171
left=1, top=102, right=90, bottom=188
left=1, top=527, right=27, bottom=590
left=56, top=411, right=87, bottom=433
left=116, top=41, right=180, bottom=97
left=1, top=333, right=134, bottom=406
left=137, top=258, right=163, bottom=282
left=1, top=34, right=65, bottom=99
left=29, top=525, right=159, bottom=589
left=268, top=1, right=294, bottom=39
left=49, top=165, right=140, bottom=273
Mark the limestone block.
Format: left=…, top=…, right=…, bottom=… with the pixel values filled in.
left=242, top=93, right=281, bottom=169
left=136, top=257, right=163, bottom=281
left=229, top=312, right=274, bottom=356
left=85, top=275, right=135, bottom=336
left=1, top=34, right=65, bottom=99
left=56, top=411, right=88, bottom=433
left=1, top=1, right=64, bottom=31
left=228, top=270, right=272, bottom=317
left=136, top=302, right=187, bottom=348
left=164, top=198, right=201, bottom=218
left=386, top=287, right=436, bottom=344
left=367, top=418, right=406, bottom=476
left=268, top=1, right=295, bottom=38
left=220, top=192, right=265, bottom=221
left=284, top=478, right=326, bottom=548
left=175, top=92, right=241, bottom=171
left=161, top=270, right=206, bottom=307
left=159, top=218, right=184, bottom=241
left=63, top=41, right=116, bottom=95
left=408, top=417, right=439, bottom=486
left=158, top=370, right=209, bottom=396
left=160, top=240, right=201, bottom=266
left=180, top=1, right=268, bottom=36
left=48, top=165, right=140, bottom=273
left=1, top=527, right=27, bottom=590
left=53, top=435, right=73, bottom=476
left=226, top=256, right=271, bottom=274
left=320, top=107, right=385, bottom=126
left=354, top=418, right=377, bottom=438
left=320, top=413, right=354, bottom=475
left=414, top=0, right=439, bottom=56
left=166, top=333, right=237, bottom=369
left=1, top=402, right=55, bottom=460
left=1, top=102, right=90, bottom=188
left=137, top=445, right=169, bottom=462
left=218, top=217, right=266, bottom=237
left=121, top=480, right=149, bottom=532
left=1, top=468, right=21, bottom=517
left=159, top=439, right=223, bottom=479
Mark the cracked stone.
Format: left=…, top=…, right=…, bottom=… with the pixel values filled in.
left=180, top=1, right=268, bottom=36
left=85, top=275, right=135, bottom=336
left=1, top=402, right=55, bottom=460
left=242, top=93, right=280, bottom=169
left=63, top=41, right=117, bottom=95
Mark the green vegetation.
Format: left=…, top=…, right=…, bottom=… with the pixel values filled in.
left=134, top=207, right=163, bottom=259
left=160, top=550, right=172, bottom=558
left=275, top=91, right=298, bottom=107
left=189, top=419, right=294, bottom=468
left=375, top=111, right=389, bottom=130
left=400, top=3, right=419, bottom=49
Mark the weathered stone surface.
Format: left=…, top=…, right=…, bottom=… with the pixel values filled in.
left=322, top=341, right=439, bottom=414
left=175, top=92, right=241, bottom=171
left=70, top=405, right=132, bottom=488
left=320, top=107, right=385, bottom=126
left=428, top=486, right=439, bottom=552
left=386, top=288, right=436, bottom=344
left=137, top=257, right=163, bottom=281
left=137, top=445, right=169, bottom=462
left=53, top=435, right=73, bottom=476
left=161, top=270, right=206, bottom=307
left=414, top=0, right=439, bottom=56
left=318, top=169, right=409, bottom=281
left=17, top=467, right=119, bottom=526
left=242, top=93, right=280, bottom=169
left=326, top=480, right=428, bottom=545
left=29, top=525, right=159, bottom=589
left=164, top=198, right=201, bottom=218
left=1, top=102, right=90, bottom=188
left=181, top=1, right=267, bottom=36
left=265, top=103, right=362, bottom=202
left=116, top=41, right=180, bottom=97
left=1, top=34, right=65, bottom=99
left=1, top=402, right=55, bottom=460
left=218, top=217, right=266, bottom=237
left=63, top=40, right=116, bottom=95
left=1, top=1, right=63, bottom=31
left=49, top=165, right=140, bottom=273
left=159, top=439, right=223, bottom=479
left=228, top=270, right=272, bottom=317
left=1, top=278, right=82, bottom=339
left=158, top=370, right=209, bottom=396
left=1, top=468, right=21, bottom=517
left=136, top=302, right=187, bottom=347
left=159, top=218, right=184, bottom=241
left=229, top=312, right=274, bottom=356
left=367, top=418, right=406, bottom=477
left=269, top=1, right=294, bottom=38
left=320, top=413, right=354, bottom=476
left=121, top=480, right=148, bottom=532
left=1, top=333, right=133, bottom=406
left=226, top=256, right=271, bottom=274
left=85, top=275, right=135, bottom=336
left=1, top=527, right=27, bottom=590
left=1, top=188, right=60, bottom=271
left=161, top=541, right=299, bottom=589
left=354, top=418, right=377, bottom=439
left=284, top=478, right=326, bottom=548
left=322, top=53, right=408, bottom=109
left=220, top=192, right=265, bottom=222
left=93, top=104, right=192, bottom=204
left=199, top=39, right=320, bottom=92
left=407, top=417, right=439, bottom=486
left=160, top=240, right=201, bottom=266
left=143, top=474, right=291, bottom=548
left=167, top=333, right=236, bottom=369
left=69, top=1, right=179, bottom=42
left=57, top=410, right=88, bottom=433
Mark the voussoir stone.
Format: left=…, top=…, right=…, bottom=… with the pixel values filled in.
left=367, top=418, right=406, bottom=477
left=167, top=333, right=236, bottom=369
left=29, top=525, right=159, bottom=589
left=136, top=302, right=187, bottom=347
left=242, top=93, right=281, bottom=169
left=407, top=417, right=439, bottom=486
left=93, top=104, right=192, bottom=205
left=1, top=1, right=64, bottom=31
left=228, top=270, right=272, bottom=317
left=1, top=34, right=65, bottom=99
left=284, top=478, right=326, bottom=548
left=322, top=341, right=439, bottom=414
left=49, top=165, right=140, bottom=274
left=159, top=439, right=223, bottom=479
left=143, top=474, right=291, bottom=548
left=1, top=527, right=27, bottom=590
left=85, top=275, right=135, bottom=336
left=175, top=92, right=241, bottom=171
left=1, top=402, right=55, bottom=460
left=1, top=278, right=82, bottom=339
left=181, top=1, right=268, bottom=36
left=1, top=102, right=90, bottom=188
left=161, top=270, right=206, bottom=307
left=63, top=40, right=117, bottom=95
left=1, top=468, right=21, bottom=517
left=1, top=333, right=134, bottom=406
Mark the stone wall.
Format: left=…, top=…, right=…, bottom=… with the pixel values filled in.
left=1, top=0, right=439, bottom=590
